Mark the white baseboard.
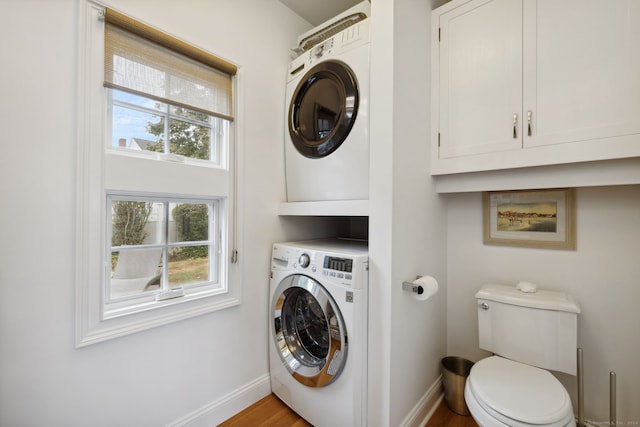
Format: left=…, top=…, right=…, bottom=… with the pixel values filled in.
left=398, top=374, right=444, bottom=427
left=169, top=373, right=444, bottom=427
left=167, top=374, right=271, bottom=427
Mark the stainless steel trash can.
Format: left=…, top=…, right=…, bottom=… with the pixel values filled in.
left=441, top=356, right=474, bottom=416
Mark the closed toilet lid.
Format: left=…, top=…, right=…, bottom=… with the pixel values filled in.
left=468, top=356, right=573, bottom=425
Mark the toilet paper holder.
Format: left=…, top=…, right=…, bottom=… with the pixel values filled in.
left=402, top=276, right=424, bottom=295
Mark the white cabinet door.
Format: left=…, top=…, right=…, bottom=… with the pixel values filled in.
left=437, top=0, right=523, bottom=159
left=523, top=0, right=640, bottom=148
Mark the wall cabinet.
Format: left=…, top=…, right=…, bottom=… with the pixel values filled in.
left=431, top=0, right=640, bottom=175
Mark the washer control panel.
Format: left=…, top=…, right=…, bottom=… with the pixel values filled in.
left=272, top=240, right=368, bottom=289
left=322, top=255, right=354, bottom=281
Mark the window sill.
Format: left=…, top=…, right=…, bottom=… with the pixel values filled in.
left=76, top=290, right=240, bottom=348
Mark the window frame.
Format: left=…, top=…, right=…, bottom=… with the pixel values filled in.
left=75, top=1, right=241, bottom=347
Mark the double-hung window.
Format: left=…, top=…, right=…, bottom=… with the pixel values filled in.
left=76, top=3, right=240, bottom=346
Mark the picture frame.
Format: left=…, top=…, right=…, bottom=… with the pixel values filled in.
left=483, top=188, right=576, bottom=250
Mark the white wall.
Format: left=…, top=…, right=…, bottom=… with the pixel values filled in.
left=368, top=0, right=447, bottom=425
left=0, top=0, right=312, bottom=425
left=446, top=185, right=640, bottom=424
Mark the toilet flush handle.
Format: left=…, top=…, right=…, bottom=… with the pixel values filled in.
left=479, top=302, right=490, bottom=310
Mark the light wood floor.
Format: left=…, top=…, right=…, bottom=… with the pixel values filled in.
left=217, top=394, right=478, bottom=427
left=424, top=399, right=479, bottom=427
left=218, top=394, right=310, bottom=427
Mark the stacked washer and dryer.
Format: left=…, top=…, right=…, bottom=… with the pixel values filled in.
left=269, top=2, right=372, bottom=427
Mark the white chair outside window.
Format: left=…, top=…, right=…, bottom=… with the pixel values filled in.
left=110, top=248, right=162, bottom=297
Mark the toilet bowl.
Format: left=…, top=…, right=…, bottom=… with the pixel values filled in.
left=464, top=356, right=576, bottom=427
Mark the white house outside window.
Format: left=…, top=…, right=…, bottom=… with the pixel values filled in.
left=76, top=2, right=240, bottom=346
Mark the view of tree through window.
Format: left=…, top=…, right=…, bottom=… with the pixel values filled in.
left=111, top=201, right=152, bottom=246
left=109, top=198, right=214, bottom=299
left=110, top=89, right=224, bottom=164
left=146, top=106, right=211, bottom=160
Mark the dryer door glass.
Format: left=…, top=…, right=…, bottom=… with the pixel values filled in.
left=272, top=274, right=348, bottom=387
left=288, top=60, right=359, bottom=159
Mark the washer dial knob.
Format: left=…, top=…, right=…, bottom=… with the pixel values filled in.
left=298, top=253, right=310, bottom=268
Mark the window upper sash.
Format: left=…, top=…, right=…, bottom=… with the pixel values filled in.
left=103, top=7, right=236, bottom=121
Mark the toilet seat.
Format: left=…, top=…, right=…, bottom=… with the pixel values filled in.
left=465, top=356, right=575, bottom=427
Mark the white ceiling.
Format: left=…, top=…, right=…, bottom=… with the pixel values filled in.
left=279, top=0, right=364, bottom=26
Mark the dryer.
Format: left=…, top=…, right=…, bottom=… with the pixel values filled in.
left=269, top=239, right=368, bottom=427
left=284, top=1, right=371, bottom=202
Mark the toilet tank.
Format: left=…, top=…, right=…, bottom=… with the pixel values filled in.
left=476, top=284, right=580, bottom=375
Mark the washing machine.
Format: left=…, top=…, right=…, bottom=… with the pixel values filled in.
left=284, top=1, right=371, bottom=202
left=268, top=239, right=369, bottom=427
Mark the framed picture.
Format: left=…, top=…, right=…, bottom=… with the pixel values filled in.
left=483, top=189, right=576, bottom=250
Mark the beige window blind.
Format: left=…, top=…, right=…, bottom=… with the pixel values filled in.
left=104, top=8, right=236, bottom=121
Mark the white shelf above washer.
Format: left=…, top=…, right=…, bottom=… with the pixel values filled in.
left=278, top=200, right=369, bottom=216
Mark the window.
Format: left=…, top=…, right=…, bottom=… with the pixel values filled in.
left=106, top=196, right=220, bottom=318
left=109, top=89, right=228, bottom=165
left=76, top=2, right=241, bottom=346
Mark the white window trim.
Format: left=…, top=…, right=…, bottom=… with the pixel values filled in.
left=75, top=0, right=242, bottom=347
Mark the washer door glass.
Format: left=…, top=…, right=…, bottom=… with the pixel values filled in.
left=288, top=60, right=359, bottom=159
left=272, top=274, right=348, bottom=387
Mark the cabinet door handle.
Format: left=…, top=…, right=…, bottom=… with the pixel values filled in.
left=527, top=110, right=532, bottom=137
left=513, top=113, right=518, bottom=139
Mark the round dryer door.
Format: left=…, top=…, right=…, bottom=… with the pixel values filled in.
left=288, top=60, right=359, bottom=159
left=271, top=274, right=348, bottom=387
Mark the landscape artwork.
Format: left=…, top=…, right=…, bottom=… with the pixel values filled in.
left=496, top=201, right=557, bottom=232
left=483, top=189, right=576, bottom=250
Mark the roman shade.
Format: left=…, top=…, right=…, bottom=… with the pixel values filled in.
left=104, top=8, right=236, bottom=121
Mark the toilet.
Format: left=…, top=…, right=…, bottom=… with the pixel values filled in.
left=464, top=283, right=580, bottom=427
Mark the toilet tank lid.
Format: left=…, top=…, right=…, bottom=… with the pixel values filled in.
left=476, top=284, right=580, bottom=313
